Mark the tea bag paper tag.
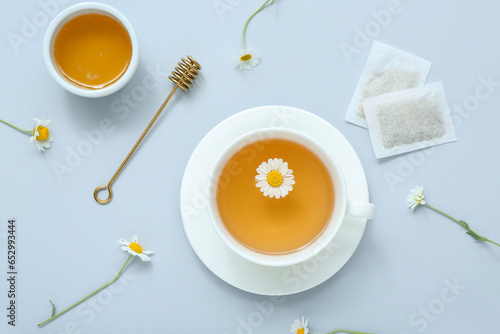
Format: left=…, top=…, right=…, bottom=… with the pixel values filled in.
left=345, top=40, right=432, bottom=128
left=363, top=82, right=457, bottom=159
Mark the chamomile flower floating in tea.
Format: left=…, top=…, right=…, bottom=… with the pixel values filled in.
left=289, top=316, right=375, bottom=334
left=234, top=0, right=275, bottom=70
left=255, top=158, right=295, bottom=199
left=37, top=235, right=153, bottom=327
left=407, top=186, right=500, bottom=247
left=0, top=117, right=53, bottom=151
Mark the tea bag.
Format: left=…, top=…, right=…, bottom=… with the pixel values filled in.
left=345, top=40, right=432, bottom=128
left=363, top=82, right=456, bottom=159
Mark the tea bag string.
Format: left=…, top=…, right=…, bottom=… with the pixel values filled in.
left=93, top=56, right=201, bottom=205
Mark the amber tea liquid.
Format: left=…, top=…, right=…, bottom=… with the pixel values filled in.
left=216, top=138, right=335, bottom=254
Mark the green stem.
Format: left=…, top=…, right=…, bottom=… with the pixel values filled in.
left=0, top=118, right=31, bottom=134
left=241, top=0, right=274, bottom=49
left=37, top=255, right=134, bottom=327
left=485, top=238, right=500, bottom=247
left=424, top=203, right=466, bottom=227
left=49, top=300, right=55, bottom=317
left=424, top=203, right=500, bottom=247
left=324, top=330, right=376, bottom=334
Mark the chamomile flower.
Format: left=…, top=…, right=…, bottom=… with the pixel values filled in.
left=119, top=235, right=154, bottom=262
left=234, top=0, right=275, bottom=70
left=255, top=158, right=295, bottom=199
left=407, top=186, right=425, bottom=210
left=407, top=187, right=500, bottom=247
left=290, top=316, right=309, bottom=334
left=0, top=116, right=54, bottom=152
left=234, top=48, right=259, bottom=70
left=29, top=118, right=54, bottom=151
left=37, top=234, right=154, bottom=327
left=289, top=317, right=374, bottom=334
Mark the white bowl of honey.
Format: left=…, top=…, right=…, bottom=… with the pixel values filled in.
left=207, top=127, right=375, bottom=267
left=43, top=2, right=139, bottom=98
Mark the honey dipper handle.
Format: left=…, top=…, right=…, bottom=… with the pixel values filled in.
left=93, top=85, right=179, bottom=205
left=93, top=56, right=201, bottom=205
left=94, top=184, right=113, bottom=205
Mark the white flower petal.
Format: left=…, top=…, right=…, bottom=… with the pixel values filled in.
left=34, top=141, right=43, bottom=151
left=260, top=183, right=270, bottom=193
left=256, top=180, right=268, bottom=188
left=279, top=186, right=288, bottom=198
left=279, top=163, right=288, bottom=175
left=273, top=158, right=281, bottom=170
left=255, top=174, right=267, bottom=181
left=256, top=167, right=267, bottom=175
left=127, top=248, right=138, bottom=256
left=138, top=253, right=151, bottom=262
left=118, top=239, right=129, bottom=245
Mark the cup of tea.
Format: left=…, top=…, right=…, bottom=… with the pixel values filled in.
left=43, top=2, right=139, bottom=98
left=206, top=127, right=375, bottom=267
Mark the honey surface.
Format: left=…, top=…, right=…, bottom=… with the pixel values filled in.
left=54, top=13, right=132, bottom=89
left=216, top=139, right=335, bottom=254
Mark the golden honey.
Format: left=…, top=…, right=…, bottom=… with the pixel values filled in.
left=53, top=13, right=132, bottom=89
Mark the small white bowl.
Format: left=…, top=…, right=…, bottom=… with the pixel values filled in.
left=207, top=127, right=375, bottom=267
left=43, top=2, right=139, bottom=98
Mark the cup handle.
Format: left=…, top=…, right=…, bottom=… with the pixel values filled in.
left=346, top=199, right=375, bottom=219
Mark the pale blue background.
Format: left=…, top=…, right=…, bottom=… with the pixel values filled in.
left=1, top=0, right=499, bottom=333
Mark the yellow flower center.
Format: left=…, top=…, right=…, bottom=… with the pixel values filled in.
left=240, top=54, right=252, bottom=61
left=297, top=329, right=305, bottom=334
left=129, top=242, right=143, bottom=254
left=267, top=170, right=283, bottom=187
left=34, top=126, right=49, bottom=141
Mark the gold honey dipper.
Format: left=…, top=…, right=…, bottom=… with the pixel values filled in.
left=94, top=56, right=201, bottom=204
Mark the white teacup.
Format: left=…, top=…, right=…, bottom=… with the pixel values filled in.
left=207, top=127, right=375, bottom=267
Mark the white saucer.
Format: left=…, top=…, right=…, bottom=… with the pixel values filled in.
left=180, top=106, right=371, bottom=296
